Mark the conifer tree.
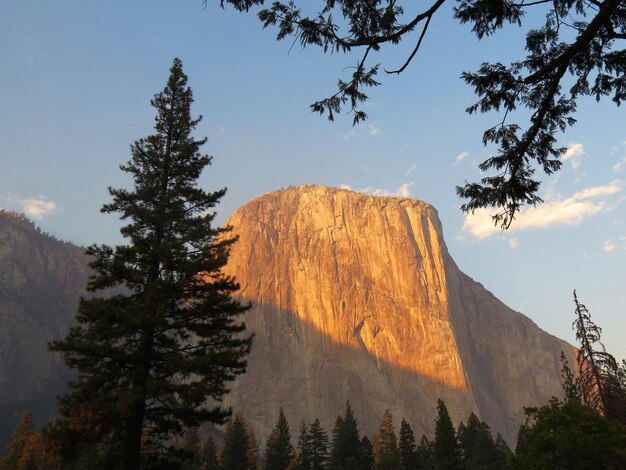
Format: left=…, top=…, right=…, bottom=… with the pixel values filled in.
left=220, top=413, right=252, bottom=470
left=398, top=419, right=418, bottom=470
left=572, top=291, right=626, bottom=424
left=330, top=402, right=362, bottom=469
left=359, top=436, right=374, bottom=470
left=415, top=435, right=433, bottom=469
left=247, top=429, right=259, bottom=470
left=49, top=58, right=252, bottom=469
left=307, top=418, right=329, bottom=470
left=3, top=412, right=34, bottom=469
left=433, top=399, right=460, bottom=470
left=295, top=421, right=310, bottom=470
left=373, top=409, right=399, bottom=469
left=264, top=409, right=294, bottom=470
left=198, top=435, right=218, bottom=470
left=457, top=413, right=498, bottom=469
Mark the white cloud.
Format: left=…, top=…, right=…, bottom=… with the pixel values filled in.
left=562, top=142, right=585, bottom=170
left=455, top=151, right=469, bottom=163
left=613, top=156, right=626, bottom=173
left=368, top=123, right=382, bottom=137
left=508, top=238, right=518, bottom=249
left=461, top=182, right=623, bottom=239
left=343, top=123, right=383, bottom=140
left=396, top=182, right=414, bottom=198
left=603, top=240, right=616, bottom=252
left=404, top=164, right=416, bottom=176
left=20, top=198, right=57, bottom=220
left=1, top=193, right=57, bottom=220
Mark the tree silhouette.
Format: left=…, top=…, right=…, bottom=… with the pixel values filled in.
left=49, top=58, right=252, bottom=469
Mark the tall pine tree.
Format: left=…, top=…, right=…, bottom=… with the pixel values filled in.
left=433, top=399, right=460, bottom=470
left=49, top=58, right=252, bottom=469
left=219, top=413, right=253, bottom=470
left=398, top=419, right=418, bottom=470
left=373, top=409, right=399, bottom=469
left=264, top=408, right=294, bottom=470
left=330, top=402, right=362, bottom=469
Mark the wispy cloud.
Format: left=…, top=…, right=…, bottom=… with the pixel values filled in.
left=461, top=181, right=622, bottom=239
left=396, top=182, right=414, bottom=197
left=508, top=237, right=518, bottom=249
left=404, top=164, right=416, bottom=176
left=341, top=182, right=414, bottom=198
left=344, top=123, right=383, bottom=140
left=455, top=151, right=469, bottom=164
left=603, top=240, right=616, bottom=252
left=562, top=142, right=585, bottom=170
left=613, top=155, right=626, bottom=173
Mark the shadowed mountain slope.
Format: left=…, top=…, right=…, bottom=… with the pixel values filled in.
left=0, top=210, right=89, bottom=444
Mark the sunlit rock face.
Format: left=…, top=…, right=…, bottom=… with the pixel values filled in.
left=221, top=185, right=574, bottom=444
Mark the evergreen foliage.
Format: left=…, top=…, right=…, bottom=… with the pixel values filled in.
left=515, top=398, right=626, bottom=469
left=415, top=435, right=433, bottom=469
left=572, top=290, right=626, bottom=424
left=219, top=0, right=626, bottom=227
left=220, top=413, right=254, bottom=470
left=457, top=413, right=502, bottom=469
left=398, top=419, right=418, bottom=470
left=330, top=402, right=362, bottom=469
left=264, top=408, right=294, bottom=470
left=295, top=421, right=310, bottom=470
left=198, top=435, right=218, bottom=470
left=433, top=399, right=460, bottom=470
left=48, top=58, right=252, bottom=468
left=373, top=409, right=399, bottom=469
left=305, top=418, right=329, bottom=470
left=358, top=436, right=374, bottom=470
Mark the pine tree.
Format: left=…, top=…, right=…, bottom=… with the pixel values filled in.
left=264, top=409, right=294, bottom=470
left=359, top=436, right=374, bottom=470
left=415, top=435, right=433, bottom=469
left=4, top=412, right=35, bottom=469
left=247, top=429, right=259, bottom=470
left=398, top=419, right=418, bottom=470
left=220, top=413, right=252, bottom=470
left=307, top=418, right=329, bottom=470
left=295, top=421, right=310, bottom=470
left=572, top=291, right=626, bottom=424
left=330, top=402, right=362, bottom=469
left=49, top=58, right=252, bottom=469
left=457, top=413, right=498, bottom=469
left=198, top=435, right=218, bottom=470
left=374, top=409, right=399, bottom=469
left=433, top=400, right=460, bottom=470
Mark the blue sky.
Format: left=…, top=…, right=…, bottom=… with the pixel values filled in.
left=1, top=1, right=624, bottom=360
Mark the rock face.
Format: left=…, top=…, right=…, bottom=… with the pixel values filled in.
left=221, top=185, right=574, bottom=444
left=0, top=211, right=89, bottom=444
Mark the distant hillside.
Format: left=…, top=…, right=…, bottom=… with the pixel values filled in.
left=0, top=210, right=89, bottom=446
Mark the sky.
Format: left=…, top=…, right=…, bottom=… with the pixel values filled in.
left=1, top=2, right=624, bottom=361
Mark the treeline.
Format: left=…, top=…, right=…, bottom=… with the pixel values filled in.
left=0, top=400, right=508, bottom=469
left=5, top=394, right=625, bottom=470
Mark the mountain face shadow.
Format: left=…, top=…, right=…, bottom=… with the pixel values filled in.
left=224, top=300, right=488, bottom=445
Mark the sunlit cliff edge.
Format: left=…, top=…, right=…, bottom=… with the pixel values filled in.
left=221, top=185, right=575, bottom=444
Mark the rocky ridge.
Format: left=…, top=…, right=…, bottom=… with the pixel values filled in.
left=221, top=185, right=574, bottom=444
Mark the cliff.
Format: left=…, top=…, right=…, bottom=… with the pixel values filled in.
left=221, top=185, right=574, bottom=444
left=0, top=210, right=89, bottom=444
